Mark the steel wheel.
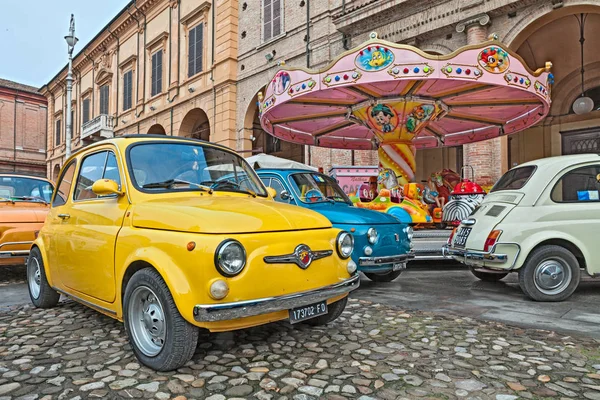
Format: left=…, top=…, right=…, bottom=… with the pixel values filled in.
left=128, top=286, right=166, bottom=357
left=533, top=257, right=572, bottom=296
left=28, top=256, right=42, bottom=300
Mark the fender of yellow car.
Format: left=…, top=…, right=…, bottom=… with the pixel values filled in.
left=115, top=244, right=193, bottom=322
left=31, top=238, right=56, bottom=288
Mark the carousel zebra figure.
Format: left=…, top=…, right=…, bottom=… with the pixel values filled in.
left=441, top=179, right=486, bottom=226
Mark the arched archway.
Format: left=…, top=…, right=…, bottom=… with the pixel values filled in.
left=243, top=91, right=305, bottom=162
left=52, top=164, right=61, bottom=182
left=179, top=108, right=210, bottom=141
left=148, top=124, right=166, bottom=135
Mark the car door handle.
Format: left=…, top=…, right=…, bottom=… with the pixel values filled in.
left=58, top=213, right=70, bottom=220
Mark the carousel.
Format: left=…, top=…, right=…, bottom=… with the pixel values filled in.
left=258, top=32, right=553, bottom=226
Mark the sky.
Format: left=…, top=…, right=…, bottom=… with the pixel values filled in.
left=0, top=0, right=130, bottom=88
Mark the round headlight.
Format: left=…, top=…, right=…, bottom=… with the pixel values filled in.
left=215, top=240, right=246, bottom=276
left=336, top=231, right=354, bottom=259
left=405, top=226, right=414, bottom=241
left=367, top=227, right=379, bottom=244
left=364, top=246, right=373, bottom=256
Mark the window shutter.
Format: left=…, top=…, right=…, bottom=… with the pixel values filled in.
left=273, top=0, right=281, bottom=37
left=195, top=23, right=203, bottom=74
left=55, top=119, right=61, bottom=146
left=263, top=0, right=272, bottom=41
left=152, top=50, right=163, bottom=96
left=83, top=99, right=90, bottom=123
left=123, top=70, right=132, bottom=111
left=100, top=85, right=109, bottom=115
left=188, top=26, right=195, bottom=78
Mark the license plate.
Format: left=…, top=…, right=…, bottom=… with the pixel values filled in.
left=393, top=263, right=406, bottom=271
left=454, top=227, right=472, bottom=248
left=289, top=300, right=328, bottom=324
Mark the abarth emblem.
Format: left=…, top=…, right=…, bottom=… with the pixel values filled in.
left=264, top=244, right=332, bottom=269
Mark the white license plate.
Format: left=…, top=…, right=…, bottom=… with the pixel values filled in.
left=454, top=227, right=472, bottom=248
left=393, top=263, right=406, bottom=271
left=289, top=301, right=328, bottom=324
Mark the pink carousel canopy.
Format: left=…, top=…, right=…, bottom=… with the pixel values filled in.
left=258, top=32, right=553, bottom=152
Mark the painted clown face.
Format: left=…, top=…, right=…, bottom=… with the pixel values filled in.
left=442, top=193, right=485, bottom=224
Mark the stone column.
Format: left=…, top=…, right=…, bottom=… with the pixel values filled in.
left=456, top=13, right=505, bottom=187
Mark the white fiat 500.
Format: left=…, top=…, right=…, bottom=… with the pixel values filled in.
left=444, top=154, right=600, bottom=302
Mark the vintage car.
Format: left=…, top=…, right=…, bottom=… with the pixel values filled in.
left=26, top=135, right=359, bottom=371
left=0, top=174, right=54, bottom=266
left=443, top=154, right=600, bottom=302
left=256, top=168, right=414, bottom=282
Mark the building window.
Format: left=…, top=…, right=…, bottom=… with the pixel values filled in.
left=82, top=98, right=90, bottom=124
left=263, top=0, right=282, bottom=42
left=266, top=135, right=281, bottom=153
left=100, top=85, right=110, bottom=115
left=151, top=50, right=163, bottom=96
left=71, top=110, right=75, bottom=134
left=123, top=70, right=133, bottom=111
left=188, top=23, right=204, bottom=78
left=55, top=119, right=61, bottom=146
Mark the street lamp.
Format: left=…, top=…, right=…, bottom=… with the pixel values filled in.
left=64, top=14, right=78, bottom=158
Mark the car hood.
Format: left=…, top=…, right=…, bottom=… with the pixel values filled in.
left=131, top=195, right=332, bottom=234
left=0, top=203, right=49, bottom=223
left=308, top=202, right=401, bottom=225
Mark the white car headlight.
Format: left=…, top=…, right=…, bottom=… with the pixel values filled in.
left=367, top=227, right=379, bottom=244
left=215, top=240, right=246, bottom=276
left=336, top=231, right=354, bottom=259
left=404, top=226, right=413, bottom=241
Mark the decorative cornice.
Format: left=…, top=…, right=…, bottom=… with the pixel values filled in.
left=119, top=54, right=138, bottom=70
left=181, top=1, right=211, bottom=26
left=456, top=13, right=490, bottom=33
left=146, top=31, right=169, bottom=52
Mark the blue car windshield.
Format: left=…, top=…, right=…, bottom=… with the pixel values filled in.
left=290, top=173, right=352, bottom=204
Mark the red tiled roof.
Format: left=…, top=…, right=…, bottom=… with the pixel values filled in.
left=0, top=78, right=41, bottom=95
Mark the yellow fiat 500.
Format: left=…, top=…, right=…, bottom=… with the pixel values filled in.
left=27, top=135, right=358, bottom=371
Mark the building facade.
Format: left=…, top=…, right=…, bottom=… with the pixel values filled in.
left=0, top=79, right=48, bottom=177
left=237, top=0, right=600, bottom=186
left=41, top=0, right=238, bottom=181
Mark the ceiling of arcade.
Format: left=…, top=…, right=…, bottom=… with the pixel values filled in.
left=515, top=11, right=600, bottom=116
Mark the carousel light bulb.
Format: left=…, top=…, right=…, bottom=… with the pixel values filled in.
left=573, top=96, right=594, bottom=115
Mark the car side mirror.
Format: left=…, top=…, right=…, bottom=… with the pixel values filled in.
left=92, top=179, right=124, bottom=196
left=280, top=190, right=290, bottom=201
left=266, top=187, right=277, bottom=199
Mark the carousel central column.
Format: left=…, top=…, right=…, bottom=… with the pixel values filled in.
left=456, top=13, right=505, bottom=188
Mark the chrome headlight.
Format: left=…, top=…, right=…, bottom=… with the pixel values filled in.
left=367, top=227, right=379, bottom=244
left=336, top=231, right=354, bottom=259
left=215, top=240, right=246, bottom=276
left=404, top=226, right=414, bottom=241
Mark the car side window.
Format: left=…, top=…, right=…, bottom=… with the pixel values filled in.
left=74, top=151, right=109, bottom=201
left=269, top=178, right=288, bottom=203
left=551, top=164, right=600, bottom=203
left=103, top=152, right=122, bottom=189
left=52, top=161, right=77, bottom=207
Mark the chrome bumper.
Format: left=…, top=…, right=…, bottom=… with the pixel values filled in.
left=358, top=252, right=415, bottom=266
left=193, top=274, right=360, bottom=322
left=0, top=241, right=31, bottom=260
left=442, top=245, right=507, bottom=264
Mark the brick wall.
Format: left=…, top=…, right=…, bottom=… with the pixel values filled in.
left=0, top=85, right=47, bottom=177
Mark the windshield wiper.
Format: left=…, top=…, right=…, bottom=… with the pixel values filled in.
left=142, top=179, right=213, bottom=193
left=202, top=180, right=257, bottom=197
left=0, top=197, right=14, bottom=204
left=10, top=196, right=48, bottom=205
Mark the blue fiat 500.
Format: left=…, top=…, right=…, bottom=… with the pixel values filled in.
left=256, top=169, right=414, bottom=282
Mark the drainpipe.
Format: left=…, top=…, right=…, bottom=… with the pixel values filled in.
left=108, top=28, right=120, bottom=128
left=170, top=107, right=174, bottom=136
left=127, top=6, right=140, bottom=105
left=134, top=0, right=147, bottom=117
left=306, top=0, right=310, bottom=68
left=211, top=0, right=216, bottom=140
left=13, top=89, right=19, bottom=171
left=84, top=52, right=96, bottom=118
left=168, top=0, right=181, bottom=103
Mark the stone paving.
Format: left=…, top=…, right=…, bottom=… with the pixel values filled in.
left=2, top=293, right=600, bottom=400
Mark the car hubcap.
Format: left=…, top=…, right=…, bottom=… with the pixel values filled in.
left=128, top=286, right=166, bottom=357
left=28, top=257, right=41, bottom=299
left=534, top=257, right=572, bottom=296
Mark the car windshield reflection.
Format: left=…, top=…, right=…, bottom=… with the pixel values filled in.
left=127, top=142, right=268, bottom=197
left=0, top=176, right=54, bottom=203
left=290, top=173, right=352, bottom=204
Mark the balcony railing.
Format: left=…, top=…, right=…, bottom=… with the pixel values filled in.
left=81, top=114, right=115, bottom=142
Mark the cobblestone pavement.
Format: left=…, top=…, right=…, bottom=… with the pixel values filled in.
left=2, top=292, right=600, bottom=400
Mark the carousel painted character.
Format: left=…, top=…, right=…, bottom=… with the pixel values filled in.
left=377, top=168, right=400, bottom=190
left=478, top=47, right=509, bottom=73
left=272, top=71, right=291, bottom=94
left=442, top=179, right=486, bottom=226
left=371, top=104, right=395, bottom=133
left=368, top=50, right=390, bottom=68
left=405, top=104, right=434, bottom=133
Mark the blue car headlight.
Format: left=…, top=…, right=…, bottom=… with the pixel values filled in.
left=367, top=227, right=379, bottom=244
